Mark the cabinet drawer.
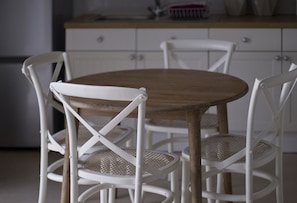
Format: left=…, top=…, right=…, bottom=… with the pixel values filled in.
left=67, top=52, right=136, bottom=77
left=209, top=28, right=281, bottom=51
left=283, top=29, right=297, bottom=51
left=137, top=29, right=208, bottom=51
left=66, top=29, right=136, bottom=51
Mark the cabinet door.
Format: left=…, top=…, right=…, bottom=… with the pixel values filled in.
left=209, top=28, right=281, bottom=51
left=68, top=52, right=136, bottom=78
left=66, top=29, right=136, bottom=51
left=137, top=29, right=208, bottom=51
left=135, top=52, right=164, bottom=69
left=226, top=52, right=282, bottom=132
left=136, top=51, right=208, bottom=70
left=282, top=29, right=297, bottom=52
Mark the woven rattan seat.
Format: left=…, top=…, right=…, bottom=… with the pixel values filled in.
left=83, top=149, right=176, bottom=176
left=201, top=135, right=272, bottom=162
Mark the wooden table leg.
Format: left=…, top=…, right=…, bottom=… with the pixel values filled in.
left=60, top=129, right=70, bottom=203
left=187, top=109, right=202, bottom=203
left=217, top=104, right=233, bottom=200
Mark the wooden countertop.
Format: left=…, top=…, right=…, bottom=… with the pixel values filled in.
left=64, top=14, right=297, bottom=29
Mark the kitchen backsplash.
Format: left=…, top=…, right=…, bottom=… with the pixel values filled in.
left=73, top=0, right=295, bottom=17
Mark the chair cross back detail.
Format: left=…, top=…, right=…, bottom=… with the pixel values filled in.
left=247, top=63, right=297, bottom=152
left=51, top=83, right=147, bottom=165
left=161, top=39, right=237, bottom=74
left=22, top=52, right=70, bottom=115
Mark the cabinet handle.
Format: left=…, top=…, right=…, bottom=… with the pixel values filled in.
left=283, top=55, right=290, bottom=61
left=97, top=36, right=104, bottom=43
left=241, top=37, right=249, bottom=43
left=129, top=54, right=136, bottom=60
left=275, top=55, right=282, bottom=61
left=137, top=54, right=144, bottom=61
left=170, top=36, right=177, bottom=40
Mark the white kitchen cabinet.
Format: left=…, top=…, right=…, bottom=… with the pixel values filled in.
left=67, top=52, right=136, bottom=77
left=136, top=28, right=208, bottom=69
left=66, top=27, right=297, bottom=134
left=66, top=28, right=209, bottom=141
left=137, top=28, right=208, bottom=51
left=66, top=29, right=136, bottom=51
left=282, top=29, right=297, bottom=52
left=66, top=28, right=208, bottom=76
left=66, top=29, right=136, bottom=77
left=209, top=28, right=281, bottom=51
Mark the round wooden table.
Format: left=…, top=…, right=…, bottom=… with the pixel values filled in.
left=62, top=69, right=248, bottom=203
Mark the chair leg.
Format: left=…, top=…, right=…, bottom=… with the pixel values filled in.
left=108, top=188, right=116, bottom=203
left=276, top=154, right=284, bottom=203
left=181, top=157, right=190, bottom=203
left=216, top=173, right=223, bottom=203
left=171, top=168, right=180, bottom=203
left=205, top=165, right=215, bottom=203
left=128, top=188, right=134, bottom=201
left=146, top=130, right=153, bottom=149
left=167, top=132, right=174, bottom=153
left=223, top=172, right=232, bottom=201
left=38, top=172, right=47, bottom=203
left=100, top=189, right=107, bottom=203
left=38, top=148, right=48, bottom=203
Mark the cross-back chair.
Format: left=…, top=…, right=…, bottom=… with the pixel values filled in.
left=182, top=63, right=297, bottom=203
left=143, top=40, right=236, bottom=203
left=145, top=39, right=237, bottom=152
left=21, top=52, right=133, bottom=203
left=50, top=82, right=181, bottom=203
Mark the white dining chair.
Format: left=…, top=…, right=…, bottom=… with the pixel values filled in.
left=145, top=39, right=237, bottom=152
left=50, top=82, right=181, bottom=203
left=144, top=39, right=236, bottom=203
left=182, top=63, right=297, bottom=203
left=21, top=52, right=133, bottom=203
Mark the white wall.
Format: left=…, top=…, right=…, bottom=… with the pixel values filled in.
left=73, top=0, right=296, bottom=17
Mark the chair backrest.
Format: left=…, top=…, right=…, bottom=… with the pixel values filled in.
left=21, top=51, right=71, bottom=153
left=160, top=39, right=236, bottom=74
left=50, top=82, right=148, bottom=201
left=246, top=63, right=297, bottom=158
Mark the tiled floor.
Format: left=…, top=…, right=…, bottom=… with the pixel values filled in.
left=0, top=149, right=296, bottom=203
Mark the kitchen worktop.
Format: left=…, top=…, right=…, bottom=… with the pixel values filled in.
left=64, top=14, right=297, bottom=28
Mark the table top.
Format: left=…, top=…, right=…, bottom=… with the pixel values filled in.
left=67, top=68, right=248, bottom=203
left=69, top=69, right=248, bottom=119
